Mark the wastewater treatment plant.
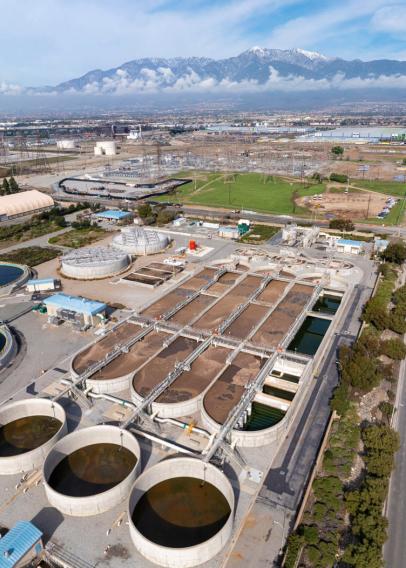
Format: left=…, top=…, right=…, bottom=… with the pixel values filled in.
left=0, top=243, right=368, bottom=568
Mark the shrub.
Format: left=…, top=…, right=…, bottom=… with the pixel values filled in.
left=330, top=172, right=348, bottom=183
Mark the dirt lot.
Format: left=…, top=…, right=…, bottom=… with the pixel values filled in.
left=297, top=188, right=388, bottom=220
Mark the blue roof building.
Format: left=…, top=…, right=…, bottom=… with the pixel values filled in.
left=0, top=521, right=43, bottom=568
left=95, top=210, right=132, bottom=221
left=43, top=293, right=107, bottom=327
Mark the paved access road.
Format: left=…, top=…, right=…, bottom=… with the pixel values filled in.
left=224, top=262, right=377, bottom=568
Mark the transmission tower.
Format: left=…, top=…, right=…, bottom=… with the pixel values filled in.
left=34, top=135, right=50, bottom=173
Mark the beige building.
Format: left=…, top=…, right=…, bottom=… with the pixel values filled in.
left=0, top=190, right=54, bottom=220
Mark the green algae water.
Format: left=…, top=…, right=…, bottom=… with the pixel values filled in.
left=244, top=402, right=285, bottom=431
left=288, top=316, right=331, bottom=356
left=313, top=295, right=341, bottom=315
left=49, top=443, right=136, bottom=497
left=132, top=477, right=231, bottom=547
left=0, top=416, right=61, bottom=457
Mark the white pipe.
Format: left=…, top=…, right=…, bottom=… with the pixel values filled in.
left=85, top=390, right=214, bottom=454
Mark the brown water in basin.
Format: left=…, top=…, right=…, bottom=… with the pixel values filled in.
left=0, top=416, right=61, bottom=457
left=132, top=477, right=231, bottom=547
left=48, top=443, right=136, bottom=497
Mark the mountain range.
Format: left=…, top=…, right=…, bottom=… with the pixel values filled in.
left=35, top=47, right=406, bottom=96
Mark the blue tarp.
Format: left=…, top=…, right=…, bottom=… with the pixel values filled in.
left=0, top=521, right=42, bottom=568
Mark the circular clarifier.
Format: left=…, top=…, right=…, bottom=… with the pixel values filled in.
left=128, top=457, right=234, bottom=567
left=0, top=263, right=24, bottom=287
left=0, top=399, right=67, bottom=475
left=43, top=425, right=141, bottom=516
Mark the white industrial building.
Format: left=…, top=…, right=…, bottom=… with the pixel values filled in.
left=112, top=227, right=170, bottom=256
left=94, top=141, right=117, bottom=156
left=281, top=223, right=319, bottom=248
left=0, top=190, right=54, bottom=221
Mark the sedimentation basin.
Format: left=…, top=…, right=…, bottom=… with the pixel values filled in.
left=128, top=457, right=234, bottom=568
left=0, top=399, right=67, bottom=475
left=43, top=425, right=141, bottom=516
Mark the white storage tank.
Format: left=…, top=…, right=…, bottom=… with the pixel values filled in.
left=112, top=227, right=170, bottom=256
left=94, top=141, right=117, bottom=156
left=61, top=246, right=130, bottom=279
left=57, top=140, right=76, bottom=150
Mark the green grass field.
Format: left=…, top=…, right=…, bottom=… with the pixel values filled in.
left=354, top=180, right=406, bottom=197
left=162, top=172, right=324, bottom=216
left=0, top=246, right=59, bottom=267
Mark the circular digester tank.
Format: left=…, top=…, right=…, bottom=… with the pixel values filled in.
left=43, top=425, right=141, bottom=516
left=112, top=226, right=169, bottom=256
left=128, top=457, right=234, bottom=567
left=61, top=246, right=130, bottom=280
left=0, top=399, right=67, bottom=475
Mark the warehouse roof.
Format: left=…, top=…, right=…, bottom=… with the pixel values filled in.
left=43, top=293, right=107, bottom=315
left=0, top=521, right=42, bottom=568
left=26, top=278, right=55, bottom=285
left=95, top=210, right=131, bottom=220
left=337, top=239, right=364, bottom=247
left=0, top=190, right=54, bottom=218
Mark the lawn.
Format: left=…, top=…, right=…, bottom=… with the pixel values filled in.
left=0, top=246, right=60, bottom=266
left=240, top=224, right=280, bottom=244
left=354, top=180, right=406, bottom=197
left=48, top=227, right=106, bottom=248
left=157, top=172, right=324, bottom=215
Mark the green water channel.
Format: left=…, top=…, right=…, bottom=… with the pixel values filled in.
left=263, top=385, right=295, bottom=401
left=313, top=294, right=341, bottom=315
left=270, top=372, right=300, bottom=384
left=244, top=402, right=286, bottom=431
left=288, top=316, right=331, bottom=356
left=132, top=477, right=231, bottom=547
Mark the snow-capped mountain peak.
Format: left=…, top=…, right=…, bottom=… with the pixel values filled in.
left=293, top=48, right=330, bottom=61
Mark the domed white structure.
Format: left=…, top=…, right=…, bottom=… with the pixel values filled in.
left=112, top=227, right=170, bottom=256
left=61, top=246, right=130, bottom=279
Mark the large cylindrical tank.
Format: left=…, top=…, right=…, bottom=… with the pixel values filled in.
left=61, top=246, right=130, bottom=280
left=56, top=140, right=76, bottom=150
left=43, top=425, right=141, bottom=516
left=112, top=227, right=169, bottom=256
left=94, top=141, right=117, bottom=156
left=0, top=399, right=67, bottom=475
left=128, top=457, right=234, bottom=567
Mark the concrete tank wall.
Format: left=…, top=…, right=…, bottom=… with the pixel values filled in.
left=0, top=262, right=30, bottom=297
left=0, top=399, right=67, bottom=475
left=0, top=325, right=17, bottom=370
left=61, top=252, right=130, bottom=280
left=128, top=457, right=234, bottom=568
left=43, top=425, right=141, bottom=516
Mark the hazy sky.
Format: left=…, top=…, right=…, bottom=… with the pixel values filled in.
left=2, top=0, right=406, bottom=85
